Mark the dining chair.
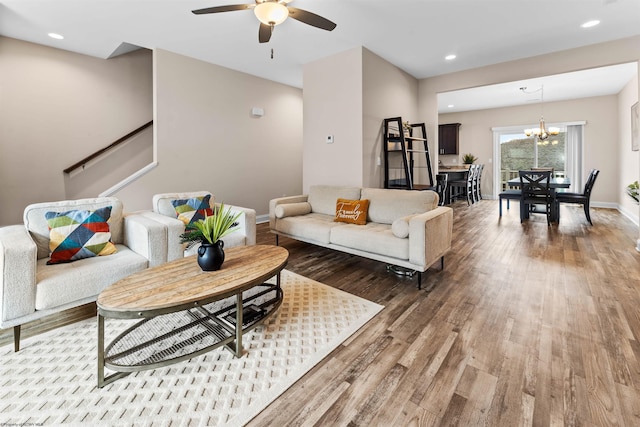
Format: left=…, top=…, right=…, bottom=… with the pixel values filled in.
left=449, top=164, right=476, bottom=205
left=519, top=170, right=552, bottom=225
left=498, top=188, right=521, bottom=216
left=434, top=173, right=448, bottom=206
left=531, top=167, right=555, bottom=177
left=555, top=169, right=599, bottom=225
left=473, top=164, right=484, bottom=202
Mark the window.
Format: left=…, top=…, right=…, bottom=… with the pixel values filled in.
left=492, top=122, right=584, bottom=196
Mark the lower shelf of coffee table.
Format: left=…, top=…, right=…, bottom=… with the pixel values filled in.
left=103, top=284, right=282, bottom=372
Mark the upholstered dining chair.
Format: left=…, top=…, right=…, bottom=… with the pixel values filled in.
left=519, top=170, right=553, bottom=225
left=556, top=169, right=599, bottom=225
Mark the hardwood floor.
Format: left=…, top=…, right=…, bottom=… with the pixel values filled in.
left=2, top=200, right=639, bottom=425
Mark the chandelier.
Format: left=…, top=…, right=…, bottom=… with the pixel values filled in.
left=521, top=85, right=559, bottom=141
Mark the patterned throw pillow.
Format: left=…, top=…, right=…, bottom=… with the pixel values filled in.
left=45, top=206, right=117, bottom=265
left=334, top=198, right=369, bottom=225
left=171, top=195, right=213, bottom=225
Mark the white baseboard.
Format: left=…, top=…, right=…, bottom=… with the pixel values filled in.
left=256, top=214, right=269, bottom=224
left=618, top=203, right=640, bottom=227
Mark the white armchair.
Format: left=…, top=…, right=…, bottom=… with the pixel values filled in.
left=0, top=197, right=166, bottom=351
left=140, top=191, right=256, bottom=262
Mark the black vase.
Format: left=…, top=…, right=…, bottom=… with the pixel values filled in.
left=197, top=241, right=225, bottom=271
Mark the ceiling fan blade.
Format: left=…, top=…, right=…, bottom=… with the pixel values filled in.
left=259, top=23, right=272, bottom=43
left=287, top=7, right=336, bottom=31
left=192, top=4, right=252, bottom=15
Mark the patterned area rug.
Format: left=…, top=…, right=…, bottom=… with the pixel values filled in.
left=0, top=270, right=383, bottom=426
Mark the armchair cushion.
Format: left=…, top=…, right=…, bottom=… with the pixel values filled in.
left=24, top=197, right=124, bottom=260
left=45, top=206, right=117, bottom=265
left=171, top=195, right=213, bottom=225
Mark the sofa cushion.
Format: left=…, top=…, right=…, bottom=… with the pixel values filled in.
left=335, top=199, right=369, bottom=225
left=308, top=186, right=361, bottom=216
left=24, top=197, right=124, bottom=260
left=46, top=206, right=117, bottom=265
left=361, top=188, right=438, bottom=224
left=330, top=223, right=409, bottom=260
left=171, top=194, right=213, bottom=225
left=391, top=214, right=416, bottom=239
left=152, top=191, right=212, bottom=218
left=275, top=202, right=312, bottom=218
left=275, top=213, right=344, bottom=244
left=35, top=244, right=148, bottom=311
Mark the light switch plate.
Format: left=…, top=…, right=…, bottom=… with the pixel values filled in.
left=326, top=135, right=334, bottom=144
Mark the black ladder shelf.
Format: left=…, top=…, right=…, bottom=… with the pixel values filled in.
left=383, top=117, right=434, bottom=190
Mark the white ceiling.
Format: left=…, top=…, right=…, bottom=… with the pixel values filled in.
left=1, top=0, right=639, bottom=112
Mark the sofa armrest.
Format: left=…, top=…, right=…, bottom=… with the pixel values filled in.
left=0, top=225, right=38, bottom=325
left=269, top=195, right=309, bottom=230
left=123, top=213, right=168, bottom=268
left=138, top=211, right=186, bottom=262
left=214, top=203, right=257, bottom=246
left=408, top=206, right=453, bottom=270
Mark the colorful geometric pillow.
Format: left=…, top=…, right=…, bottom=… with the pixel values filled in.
left=45, top=206, right=117, bottom=265
left=171, top=195, right=213, bottom=225
left=334, top=198, right=369, bottom=225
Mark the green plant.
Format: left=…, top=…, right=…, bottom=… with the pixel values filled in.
left=462, top=153, right=477, bottom=164
left=627, top=181, right=639, bottom=204
left=179, top=203, right=242, bottom=245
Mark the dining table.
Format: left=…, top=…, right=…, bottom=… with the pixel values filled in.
left=506, top=177, right=571, bottom=222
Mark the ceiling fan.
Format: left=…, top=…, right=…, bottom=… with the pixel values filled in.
left=192, top=0, right=337, bottom=43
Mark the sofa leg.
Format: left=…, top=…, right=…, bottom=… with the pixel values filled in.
left=275, top=234, right=279, bottom=246
left=13, top=325, right=20, bottom=352
left=417, top=272, right=422, bottom=290
left=441, top=256, right=444, bottom=270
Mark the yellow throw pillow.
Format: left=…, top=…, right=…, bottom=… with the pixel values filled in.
left=335, top=198, right=369, bottom=225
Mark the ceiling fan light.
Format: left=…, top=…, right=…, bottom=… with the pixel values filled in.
left=254, top=2, right=289, bottom=26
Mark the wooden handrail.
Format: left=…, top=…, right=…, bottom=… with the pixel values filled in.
left=64, top=120, right=153, bottom=174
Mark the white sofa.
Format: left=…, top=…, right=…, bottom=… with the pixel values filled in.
left=0, top=197, right=166, bottom=351
left=269, top=185, right=453, bottom=288
left=139, top=191, right=256, bottom=262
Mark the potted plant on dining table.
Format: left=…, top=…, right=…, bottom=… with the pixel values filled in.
left=179, top=203, right=242, bottom=271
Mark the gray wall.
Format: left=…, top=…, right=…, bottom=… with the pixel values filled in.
left=0, top=40, right=302, bottom=224
left=0, top=37, right=153, bottom=225
left=114, top=49, right=303, bottom=217
left=302, top=47, right=419, bottom=191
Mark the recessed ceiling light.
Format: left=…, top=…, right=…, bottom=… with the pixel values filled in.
left=581, top=20, right=600, bottom=28
left=448, top=104, right=454, bottom=108
left=445, top=54, right=456, bottom=61
left=48, top=33, right=64, bottom=40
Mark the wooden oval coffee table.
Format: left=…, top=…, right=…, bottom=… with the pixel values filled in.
left=96, top=244, right=289, bottom=387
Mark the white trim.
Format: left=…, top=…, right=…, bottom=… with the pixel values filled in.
left=99, top=161, right=158, bottom=197
left=256, top=214, right=270, bottom=224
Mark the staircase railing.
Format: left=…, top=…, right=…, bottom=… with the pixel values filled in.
left=63, top=120, right=153, bottom=174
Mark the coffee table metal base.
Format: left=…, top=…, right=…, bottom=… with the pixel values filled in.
left=97, top=280, right=283, bottom=388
